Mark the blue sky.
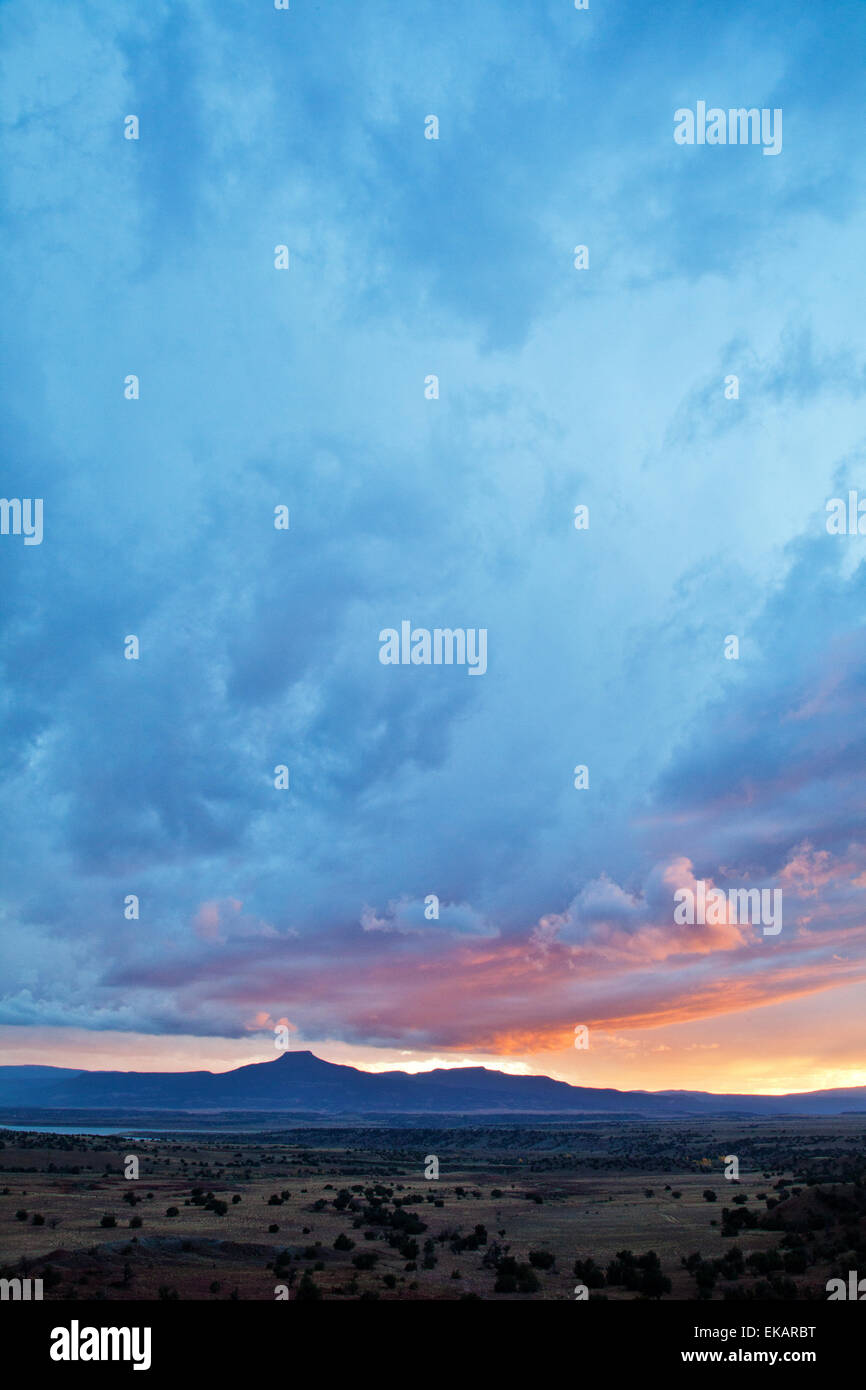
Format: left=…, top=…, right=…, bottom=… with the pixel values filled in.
left=1, top=0, right=865, bottom=1091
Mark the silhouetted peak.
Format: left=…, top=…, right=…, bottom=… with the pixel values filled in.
left=273, top=1050, right=347, bottom=1074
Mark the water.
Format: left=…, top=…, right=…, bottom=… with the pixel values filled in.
left=0, top=1124, right=171, bottom=1137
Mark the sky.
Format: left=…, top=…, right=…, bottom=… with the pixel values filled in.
left=1, top=0, right=865, bottom=1095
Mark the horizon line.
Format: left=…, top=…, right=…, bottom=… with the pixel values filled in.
left=2, top=1048, right=863, bottom=1100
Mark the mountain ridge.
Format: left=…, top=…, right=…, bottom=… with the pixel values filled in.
left=0, top=1050, right=864, bottom=1116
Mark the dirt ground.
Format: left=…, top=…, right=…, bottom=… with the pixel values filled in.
left=1, top=1116, right=861, bottom=1299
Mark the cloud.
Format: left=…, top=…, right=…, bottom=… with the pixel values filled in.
left=0, top=0, right=865, bottom=1084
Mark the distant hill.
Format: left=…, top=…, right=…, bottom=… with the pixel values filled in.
left=0, top=1051, right=864, bottom=1116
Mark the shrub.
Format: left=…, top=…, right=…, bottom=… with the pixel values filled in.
left=573, top=1257, right=605, bottom=1288
left=529, top=1250, right=555, bottom=1270
left=607, top=1249, right=669, bottom=1296
left=295, top=1271, right=322, bottom=1302
left=493, top=1256, right=541, bottom=1294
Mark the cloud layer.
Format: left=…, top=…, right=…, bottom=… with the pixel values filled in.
left=1, top=0, right=865, bottom=1087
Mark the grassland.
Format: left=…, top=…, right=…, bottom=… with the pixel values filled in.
left=1, top=1115, right=864, bottom=1300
